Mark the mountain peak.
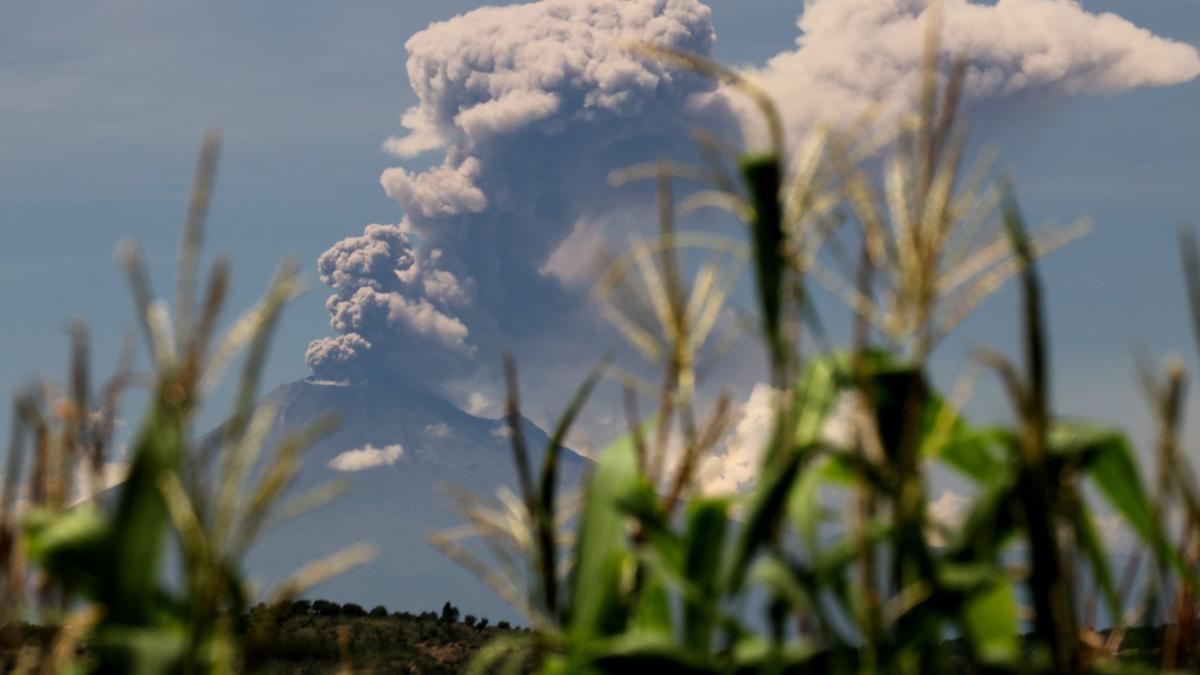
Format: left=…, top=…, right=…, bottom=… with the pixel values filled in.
left=236, top=376, right=587, bottom=621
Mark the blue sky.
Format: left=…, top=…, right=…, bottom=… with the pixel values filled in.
left=2, top=0, right=1199, bottom=464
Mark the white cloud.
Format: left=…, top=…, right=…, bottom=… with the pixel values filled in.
left=327, top=444, right=405, bottom=472
left=423, top=422, right=451, bottom=439
left=699, top=383, right=860, bottom=494
left=728, top=0, right=1200, bottom=145
left=926, top=488, right=972, bottom=547
left=466, top=391, right=498, bottom=417
left=700, top=383, right=778, bottom=494
left=930, top=488, right=970, bottom=523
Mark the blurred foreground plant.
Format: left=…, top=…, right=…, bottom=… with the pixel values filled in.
left=1, top=132, right=372, bottom=674
left=446, top=19, right=1200, bottom=675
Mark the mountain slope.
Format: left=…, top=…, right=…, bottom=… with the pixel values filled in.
left=232, top=376, right=589, bottom=622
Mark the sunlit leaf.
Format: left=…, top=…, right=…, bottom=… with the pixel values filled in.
left=962, top=575, right=1020, bottom=666
left=568, top=425, right=643, bottom=641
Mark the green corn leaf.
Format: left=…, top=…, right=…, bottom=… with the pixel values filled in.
left=633, top=574, right=673, bottom=637
left=920, top=412, right=1007, bottom=483
left=464, top=635, right=532, bottom=675
left=589, top=633, right=720, bottom=674
left=750, top=556, right=811, bottom=611
left=792, top=353, right=849, bottom=449
left=740, top=153, right=786, bottom=367
left=90, top=624, right=187, bottom=675
left=943, top=478, right=1019, bottom=563
left=682, top=497, right=730, bottom=651
left=1068, top=493, right=1121, bottom=630
left=749, top=556, right=852, bottom=643
left=568, top=424, right=644, bottom=641
left=787, top=454, right=850, bottom=551
left=1061, top=426, right=1152, bottom=535
left=1050, top=422, right=1200, bottom=590
left=730, top=635, right=839, bottom=673
left=23, top=505, right=110, bottom=597
left=962, top=575, right=1020, bottom=666
left=106, top=394, right=188, bottom=625
left=539, top=363, right=605, bottom=615
left=726, top=445, right=809, bottom=593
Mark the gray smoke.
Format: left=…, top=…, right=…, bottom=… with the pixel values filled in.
left=307, top=0, right=1198, bottom=425
left=307, top=0, right=733, bottom=395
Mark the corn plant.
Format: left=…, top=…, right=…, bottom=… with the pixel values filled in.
left=1, top=132, right=371, bottom=674
left=448, top=19, right=1200, bottom=675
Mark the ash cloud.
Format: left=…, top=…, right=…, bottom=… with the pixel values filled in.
left=307, top=0, right=1198, bottom=422
left=308, top=0, right=733, bottom=392
left=732, top=0, right=1200, bottom=143
left=305, top=223, right=473, bottom=382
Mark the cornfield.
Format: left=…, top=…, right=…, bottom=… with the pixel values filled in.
left=2, top=20, right=1200, bottom=675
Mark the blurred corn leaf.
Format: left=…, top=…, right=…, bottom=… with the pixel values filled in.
left=681, top=497, right=730, bottom=652
left=567, top=424, right=645, bottom=643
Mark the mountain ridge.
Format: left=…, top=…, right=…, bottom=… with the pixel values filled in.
left=226, top=375, right=589, bottom=622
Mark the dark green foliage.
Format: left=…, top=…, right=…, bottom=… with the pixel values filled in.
left=239, top=602, right=521, bottom=673
left=312, top=600, right=340, bottom=617
left=740, top=153, right=787, bottom=376
left=441, top=601, right=460, bottom=624
left=369, top=605, right=388, bottom=617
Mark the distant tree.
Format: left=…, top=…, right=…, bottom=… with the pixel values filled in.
left=369, top=605, right=388, bottom=617
left=463, top=614, right=477, bottom=628
left=497, top=621, right=511, bottom=630
left=476, top=618, right=489, bottom=630
left=440, top=601, right=460, bottom=623
left=289, top=599, right=312, bottom=616
left=341, top=602, right=367, bottom=617
left=312, top=600, right=340, bottom=616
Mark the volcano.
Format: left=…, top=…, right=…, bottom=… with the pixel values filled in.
left=228, top=376, right=589, bottom=622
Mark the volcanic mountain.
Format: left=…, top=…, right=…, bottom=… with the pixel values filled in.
left=231, top=376, right=589, bottom=622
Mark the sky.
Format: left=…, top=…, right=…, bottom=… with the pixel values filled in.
left=2, top=0, right=1200, bottom=499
